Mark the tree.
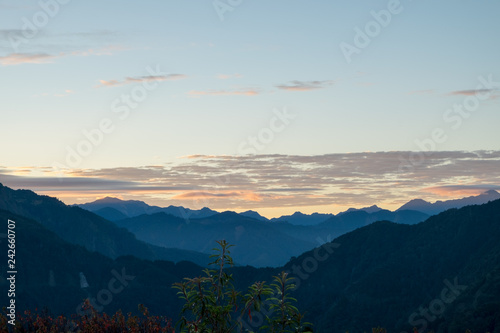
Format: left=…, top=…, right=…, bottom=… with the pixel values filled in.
left=172, top=240, right=312, bottom=332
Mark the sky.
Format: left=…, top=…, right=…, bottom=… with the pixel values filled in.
left=1, top=0, right=499, bottom=218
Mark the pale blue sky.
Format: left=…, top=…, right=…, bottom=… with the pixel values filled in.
left=1, top=1, right=499, bottom=215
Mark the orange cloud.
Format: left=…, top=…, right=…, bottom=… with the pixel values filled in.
left=216, top=73, right=242, bottom=79
left=98, top=74, right=187, bottom=87
left=172, top=191, right=262, bottom=202
left=422, top=186, right=496, bottom=197
left=448, top=89, right=494, bottom=96
left=0, top=53, right=57, bottom=65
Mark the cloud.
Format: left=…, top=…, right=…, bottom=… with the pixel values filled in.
left=0, top=174, right=189, bottom=193
left=71, top=45, right=124, bottom=57
left=98, top=74, right=187, bottom=87
left=2, top=151, right=500, bottom=214
left=447, top=88, right=500, bottom=100
left=188, top=89, right=259, bottom=96
left=276, top=80, right=334, bottom=91
left=216, top=73, right=242, bottom=80
left=0, top=45, right=122, bottom=66
left=448, top=89, right=497, bottom=96
left=0, top=53, right=57, bottom=65
left=172, top=191, right=262, bottom=202
left=422, top=185, right=500, bottom=197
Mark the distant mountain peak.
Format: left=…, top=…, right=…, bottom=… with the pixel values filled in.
left=291, top=211, right=306, bottom=217
left=482, top=189, right=499, bottom=196
left=238, top=210, right=269, bottom=221
left=344, top=205, right=383, bottom=214
left=94, top=196, right=124, bottom=203
left=397, top=190, right=500, bottom=216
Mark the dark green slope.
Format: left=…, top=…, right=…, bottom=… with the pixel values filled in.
left=284, top=200, right=500, bottom=332
left=0, top=184, right=210, bottom=266
left=0, top=209, right=202, bottom=317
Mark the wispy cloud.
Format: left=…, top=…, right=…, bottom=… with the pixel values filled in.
left=216, top=73, right=242, bottom=80
left=0, top=53, right=57, bottom=65
left=188, top=89, right=259, bottom=96
left=98, top=74, right=187, bottom=87
left=276, top=80, right=334, bottom=91
left=0, top=45, right=122, bottom=66
left=172, top=191, right=262, bottom=202
left=423, top=184, right=500, bottom=197
left=2, top=151, right=500, bottom=214
left=448, top=89, right=497, bottom=96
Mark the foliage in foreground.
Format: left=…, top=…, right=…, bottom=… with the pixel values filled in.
left=1, top=300, right=174, bottom=332
left=173, top=240, right=312, bottom=332
left=1, top=240, right=311, bottom=332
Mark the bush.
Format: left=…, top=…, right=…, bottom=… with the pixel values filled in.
left=172, top=240, right=312, bottom=332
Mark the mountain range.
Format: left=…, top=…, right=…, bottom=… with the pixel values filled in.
left=72, top=190, right=500, bottom=267
left=98, top=207, right=429, bottom=267
left=76, top=196, right=218, bottom=221
left=0, top=184, right=210, bottom=266
left=397, top=189, right=500, bottom=215
left=77, top=190, right=500, bottom=225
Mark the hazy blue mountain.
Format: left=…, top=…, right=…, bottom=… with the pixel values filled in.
left=397, top=189, right=500, bottom=215
left=320, top=208, right=429, bottom=228
left=264, top=209, right=429, bottom=250
left=0, top=209, right=195, bottom=317
left=270, top=211, right=334, bottom=226
left=114, top=211, right=316, bottom=267
left=238, top=210, right=269, bottom=221
left=0, top=183, right=210, bottom=266
left=94, top=206, right=128, bottom=221
left=114, top=207, right=428, bottom=267
left=77, top=196, right=218, bottom=220
left=285, top=199, right=500, bottom=332
left=340, top=204, right=383, bottom=215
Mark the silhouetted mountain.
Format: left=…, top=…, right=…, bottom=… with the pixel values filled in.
left=321, top=208, right=429, bottom=228
left=341, top=204, right=383, bottom=214
left=285, top=199, right=500, bottom=332
left=0, top=209, right=201, bottom=317
left=397, top=190, right=500, bottom=215
left=77, top=197, right=218, bottom=220
left=115, top=207, right=429, bottom=267
left=94, top=206, right=128, bottom=221
left=270, top=211, right=334, bottom=226
left=0, top=183, right=210, bottom=266
left=114, top=211, right=316, bottom=267
left=238, top=210, right=269, bottom=221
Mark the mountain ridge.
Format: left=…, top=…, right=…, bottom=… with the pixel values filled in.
left=0, top=183, right=211, bottom=266
left=77, top=190, right=500, bottom=225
